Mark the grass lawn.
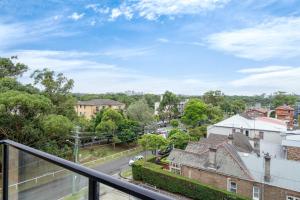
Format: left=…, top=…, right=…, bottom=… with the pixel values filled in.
left=120, top=167, right=132, bottom=178
left=79, top=143, right=138, bottom=163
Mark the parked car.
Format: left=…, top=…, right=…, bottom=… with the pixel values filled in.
left=128, top=155, right=144, bottom=166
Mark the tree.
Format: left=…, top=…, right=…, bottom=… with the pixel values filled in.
left=41, top=114, right=74, bottom=137
left=168, top=131, right=190, bottom=149
left=158, top=91, right=179, bottom=121
left=101, top=109, right=124, bottom=127
left=31, top=69, right=76, bottom=119
left=206, top=105, right=223, bottom=124
left=271, top=91, right=298, bottom=108
left=170, top=119, right=179, bottom=128
left=127, top=99, right=154, bottom=126
left=117, top=119, right=141, bottom=143
left=181, top=99, right=208, bottom=127
left=189, top=126, right=206, bottom=141
left=202, top=90, right=224, bottom=106
left=0, top=57, right=28, bottom=78
left=96, top=120, right=117, bottom=148
left=298, top=115, right=300, bottom=127
left=138, top=134, right=168, bottom=155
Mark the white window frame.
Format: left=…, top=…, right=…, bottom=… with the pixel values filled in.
left=287, top=196, right=300, bottom=200
left=253, top=186, right=260, bottom=200
left=170, top=162, right=181, bottom=175
left=227, top=179, right=237, bottom=193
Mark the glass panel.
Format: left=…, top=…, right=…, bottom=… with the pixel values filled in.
left=4, top=145, right=89, bottom=200
left=99, top=183, right=141, bottom=200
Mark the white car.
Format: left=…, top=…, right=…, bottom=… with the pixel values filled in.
left=129, top=155, right=144, bottom=166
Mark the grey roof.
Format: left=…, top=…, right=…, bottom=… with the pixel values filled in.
left=77, top=99, right=125, bottom=106
left=168, top=143, right=253, bottom=180
left=240, top=153, right=300, bottom=192
left=185, top=133, right=253, bottom=154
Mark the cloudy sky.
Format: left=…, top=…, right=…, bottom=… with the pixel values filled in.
left=1, top=0, right=300, bottom=95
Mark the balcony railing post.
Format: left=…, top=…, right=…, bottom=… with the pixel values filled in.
left=89, top=179, right=99, bottom=200
left=2, top=143, right=9, bottom=200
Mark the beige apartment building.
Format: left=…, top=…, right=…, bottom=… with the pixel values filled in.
left=75, top=99, right=125, bottom=119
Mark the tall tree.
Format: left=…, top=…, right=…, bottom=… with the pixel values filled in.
left=31, top=69, right=76, bottom=119
left=271, top=91, right=298, bottom=108
left=0, top=57, right=28, bottom=78
left=168, top=130, right=190, bottom=149
left=158, top=91, right=179, bottom=121
left=127, top=98, right=154, bottom=126
left=181, top=99, right=208, bottom=128
left=202, top=90, right=225, bottom=106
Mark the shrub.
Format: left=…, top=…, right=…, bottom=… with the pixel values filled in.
left=132, top=161, right=249, bottom=200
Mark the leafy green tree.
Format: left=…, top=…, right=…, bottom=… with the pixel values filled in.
left=0, top=57, right=28, bottom=78
left=298, top=115, right=300, bottom=127
left=181, top=99, right=208, bottom=128
left=202, top=90, right=224, bottom=106
left=138, top=134, right=168, bottom=155
left=168, top=131, right=190, bottom=149
left=127, top=98, right=154, bottom=126
left=96, top=120, right=117, bottom=148
left=0, top=90, right=52, bottom=118
left=189, top=126, right=206, bottom=141
left=206, top=105, right=224, bottom=124
left=41, top=114, right=74, bottom=137
left=170, top=119, right=179, bottom=128
left=31, top=68, right=76, bottom=119
left=117, top=119, right=141, bottom=143
left=271, top=91, right=298, bottom=108
left=101, top=109, right=124, bottom=127
left=159, top=91, right=179, bottom=121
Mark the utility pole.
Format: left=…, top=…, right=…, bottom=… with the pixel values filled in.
left=70, top=126, right=81, bottom=195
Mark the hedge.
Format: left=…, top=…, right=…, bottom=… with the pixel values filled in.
left=132, top=161, right=249, bottom=200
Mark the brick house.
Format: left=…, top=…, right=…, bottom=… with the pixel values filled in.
left=282, top=135, right=300, bottom=161
left=168, top=134, right=300, bottom=200
left=276, top=105, right=295, bottom=130
left=75, top=99, right=125, bottom=119
left=245, top=108, right=268, bottom=118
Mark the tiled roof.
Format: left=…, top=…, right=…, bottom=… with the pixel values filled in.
left=168, top=136, right=253, bottom=180
left=276, top=105, right=294, bottom=110
left=77, top=99, right=125, bottom=106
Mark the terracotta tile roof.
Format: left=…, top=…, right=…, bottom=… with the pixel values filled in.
left=276, top=105, right=294, bottom=110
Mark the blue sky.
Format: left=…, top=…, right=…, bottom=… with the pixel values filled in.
left=1, top=0, right=300, bottom=95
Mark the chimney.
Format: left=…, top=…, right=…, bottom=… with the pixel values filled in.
left=208, top=146, right=217, bottom=169
left=253, top=137, right=260, bottom=156
left=264, top=153, right=271, bottom=182
left=228, top=134, right=234, bottom=145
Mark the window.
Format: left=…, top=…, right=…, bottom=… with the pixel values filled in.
left=245, top=130, right=249, bottom=137
left=170, top=162, right=181, bottom=175
left=227, top=179, right=237, bottom=193
left=79, top=105, right=82, bottom=108
left=253, top=186, right=260, bottom=200
left=287, top=196, right=300, bottom=200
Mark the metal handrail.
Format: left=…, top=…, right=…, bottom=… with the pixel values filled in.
left=0, top=140, right=173, bottom=200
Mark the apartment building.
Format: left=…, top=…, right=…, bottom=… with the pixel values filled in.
left=75, top=99, right=125, bottom=119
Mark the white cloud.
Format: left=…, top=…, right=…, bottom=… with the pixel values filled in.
left=157, top=38, right=169, bottom=43
left=68, top=12, right=85, bottom=21
left=134, top=0, right=230, bottom=20
left=86, top=4, right=110, bottom=14
left=2, top=49, right=222, bottom=95
left=0, top=20, right=75, bottom=50
left=106, top=0, right=229, bottom=21
left=207, top=17, right=300, bottom=60
left=238, top=66, right=293, bottom=74
left=231, top=66, right=300, bottom=94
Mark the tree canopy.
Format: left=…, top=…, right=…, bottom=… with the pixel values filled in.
left=127, top=98, right=154, bottom=126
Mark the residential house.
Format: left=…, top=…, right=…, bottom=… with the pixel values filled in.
left=75, top=99, right=125, bottom=119
left=245, top=108, right=268, bottom=118
left=276, top=105, right=295, bottom=130
left=207, top=114, right=287, bottom=145
left=168, top=134, right=300, bottom=200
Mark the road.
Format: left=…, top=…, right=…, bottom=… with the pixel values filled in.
left=17, top=152, right=148, bottom=200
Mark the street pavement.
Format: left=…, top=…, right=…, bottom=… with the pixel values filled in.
left=17, top=152, right=147, bottom=200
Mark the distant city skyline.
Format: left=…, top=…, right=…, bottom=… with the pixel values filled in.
left=1, top=0, right=300, bottom=95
